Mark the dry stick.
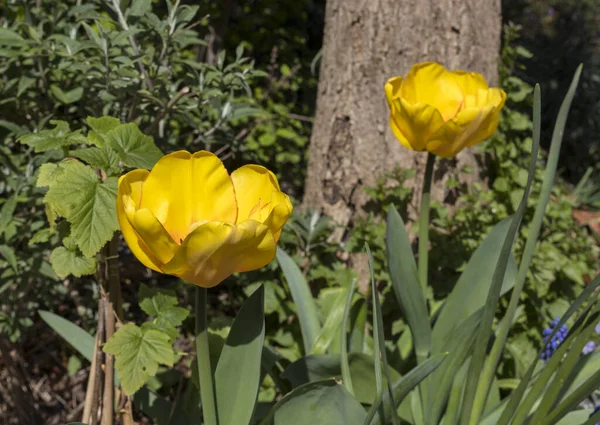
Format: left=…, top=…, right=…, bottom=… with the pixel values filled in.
left=89, top=299, right=106, bottom=425
left=101, top=299, right=115, bottom=425
left=82, top=330, right=100, bottom=423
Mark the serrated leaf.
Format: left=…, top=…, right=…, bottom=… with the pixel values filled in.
left=70, top=146, right=121, bottom=175
left=87, top=116, right=121, bottom=134
left=50, top=246, right=96, bottom=278
left=45, top=161, right=119, bottom=256
left=104, top=123, right=163, bottom=169
left=29, top=228, right=53, bottom=245
left=104, top=323, right=174, bottom=395
left=140, top=292, right=189, bottom=339
left=37, top=162, right=68, bottom=187
left=18, top=121, right=86, bottom=152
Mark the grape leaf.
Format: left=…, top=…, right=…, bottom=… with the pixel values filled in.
left=104, top=323, right=174, bottom=395
left=70, top=146, right=121, bottom=175
left=50, top=246, right=96, bottom=278
left=104, top=123, right=163, bottom=169
left=18, top=121, right=86, bottom=152
left=140, top=292, right=189, bottom=340
left=44, top=160, right=119, bottom=256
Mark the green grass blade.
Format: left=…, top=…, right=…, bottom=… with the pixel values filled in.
left=276, top=247, right=321, bottom=353
left=440, top=361, right=469, bottom=425
left=475, top=66, right=583, bottom=421
left=340, top=279, right=357, bottom=396
left=386, top=205, right=431, bottom=363
left=460, top=85, right=541, bottom=425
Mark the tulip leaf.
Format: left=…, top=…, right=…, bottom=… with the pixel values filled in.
left=262, top=379, right=367, bottom=425
left=18, top=120, right=86, bottom=152
left=431, top=217, right=517, bottom=353
left=215, top=285, right=265, bottom=425
left=386, top=205, right=431, bottom=361
left=311, top=288, right=348, bottom=355
left=44, top=160, right=119, bottom=257
left=104, top=122, right=163, bottom=169
left=276, top=247, right=321, bottom=353
left=39, top=310, right=96, bottom=362
left=104, top=323, right=175, bottom=395
left=282, top=353, right=402, bottom=406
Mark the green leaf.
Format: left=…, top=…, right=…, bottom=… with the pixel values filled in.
left=39, top=310, right=95, bottom=362
left=0, top=194, right=17, bottom=237
left=140, top=292, right=189, bottom=340
left=104, top=323, right=175, bottom=395
left=45, top=161, right=119, bottom=257
left=17, top=75, right=36, bottom=96
left=104, top=123, right=163, bottom=169
left=431, top=218, right=517, bottom=353
left=128, top=0, right=152, bottom=16
left=50, top=246, right=96, bottom=278
left=0, top=244, right=18, bottom=273
left=340, top=279, right=357, bottom=395
left=215, top=285, right=265, bottom=425
left=386, top=205, right=431, bottom=361
left=276, top=247, right=321, bottom=353
left=50, top=84, right=83, bottom=104
left=37, top=163, right=68, bottom=187
left=70, top=146, right=121, bottom=175
left=0, top=28, right=26, bottom=46
left=281, top=353, right=401, bottom=406
left=18, top=121, right=86, bottom=152
left=311, top=288, right=348, bottom=355
left=87, top=116, right=122, bottom=134
left=372, top=354, right=448, bottom=425
left=460, top=80, right=540, bottom=425
left=263, top=379, right=366, bottom=425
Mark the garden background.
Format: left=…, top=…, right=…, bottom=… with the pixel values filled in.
left=1, top=0, right=600, bottom=424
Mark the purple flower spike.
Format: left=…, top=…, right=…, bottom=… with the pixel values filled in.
left=582, top=341, right=596, bottom=355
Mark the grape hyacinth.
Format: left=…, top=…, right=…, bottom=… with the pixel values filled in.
left=590, top=405, right=600, bottom=425
left=540, top=317, right=568, bottom=362
left=583, top=341, right=597, bottom=355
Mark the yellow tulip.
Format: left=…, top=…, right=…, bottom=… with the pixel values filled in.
left=116, top=150, right=293, bottom=288
left=385, top=62, right=506, bottom=158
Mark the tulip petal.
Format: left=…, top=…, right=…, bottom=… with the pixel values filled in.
left=140, top=150, right=237, bottom=243
left=426, top=105, right=500, bottom=157
left=162, top=220, right=275, bottom=287
left=131, top=208, right=179, bottom=264
left=389, top=97, right=445, bottom=151
left=249, top=191, right=293, bottom=242
left=384, top=76, right=403, bottom=105
left=400, top=62, right=464, bottom=121
left=117, top=169, right=163, bottom=272
left=230, top=165, right=282, bottom=222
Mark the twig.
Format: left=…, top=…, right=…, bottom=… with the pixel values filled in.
left=109, top=0, right=153, bottom=91
left=166, top=374, right=185, bottom=425
left=89, top=299, right=106, bottom=425
left=82, top=333, right=99, bottom=423
left=101, top=299, right=115, bottom=425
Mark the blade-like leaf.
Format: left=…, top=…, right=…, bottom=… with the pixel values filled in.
left=431, top=218, right=517, bottom=353
left=276, top=247, right=321, bottom=353
left=460, top=83, right=541, bottom=425
left=371, top=354, right=448, bottom=425
left=260, top=379, right=367, bottom=425
left=215, top=285, right=266, bottom=425
left=312, top=288, right=349, bottom=355
left=340, top=279, right=357, bottom=395
left=39, top=310, right=95, bottom=362
left=386, top=206, right=431, bottom=362
left=475, top=65, right=584, bottom=422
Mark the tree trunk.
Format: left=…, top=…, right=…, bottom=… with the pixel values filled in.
left=304, top=0, right=502, bottom=240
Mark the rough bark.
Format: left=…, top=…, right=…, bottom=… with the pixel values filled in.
left=304, top=0, right=502, bottom=240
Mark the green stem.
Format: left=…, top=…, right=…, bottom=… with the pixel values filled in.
left=195, top=287, right=218, bottom=425
left=418, top=153, right=435, bottom=291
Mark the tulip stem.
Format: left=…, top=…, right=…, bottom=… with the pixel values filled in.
left=418, top=153, right=435, bottom=292
left=195, top=286, right=219, bottom=425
